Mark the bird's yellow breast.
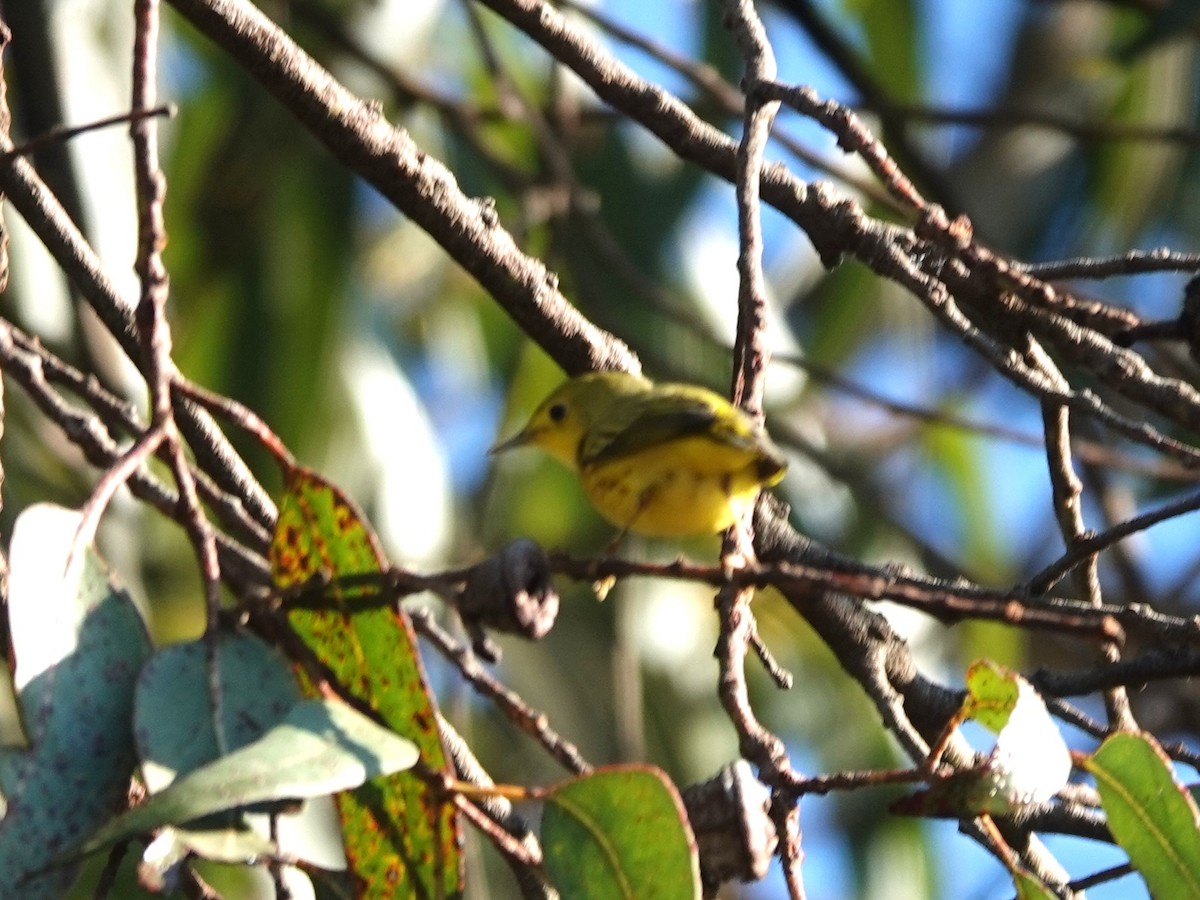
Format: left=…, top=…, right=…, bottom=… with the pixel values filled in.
left=579, top=435, right=770, bottom=536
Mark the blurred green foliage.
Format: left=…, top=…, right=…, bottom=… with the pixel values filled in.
left=7, top=0, right=1200, bottom=896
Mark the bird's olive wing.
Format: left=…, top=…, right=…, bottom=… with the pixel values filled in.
left=579, top=394, right=757, bottom=467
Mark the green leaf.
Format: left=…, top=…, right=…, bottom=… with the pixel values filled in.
left=1091, top=47, right=1189, bottom=243
left=79, top=697, right=418, bottom=855
left=271, top=466, right=461, bottom=897
left=543, top=765, right=701, bottom=900
left=166, top=67, right=357, bottom=468
left=962, top=659, right=1021, bottom=732
left=134, top=629, right=302, bottom=793
left=1086, top=731, right=1200, bottom=899
left=845, top=0, right=920, bottom=99
left=1012, top=863, right=1059, bottom=899
left=0, top=504, right=151, bottom=898
left=923, top=423, right=1002, bottom=579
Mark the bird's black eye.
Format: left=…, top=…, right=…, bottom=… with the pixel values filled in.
left=548, top=402, right=567, bottom=423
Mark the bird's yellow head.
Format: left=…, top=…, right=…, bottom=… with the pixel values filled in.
left=490, top=372, right=649, bottom=470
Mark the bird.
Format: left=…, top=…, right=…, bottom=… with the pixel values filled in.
left=490, top=371, right=787, bottom=537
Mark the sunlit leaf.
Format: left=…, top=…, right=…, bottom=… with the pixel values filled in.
left=271, top=466, right=461, bottom=897
left=0, top=504, right=151, bottom=898
left=80, top=698, right=418, bottom=855
left=962, top=658, right=1022, bottom=732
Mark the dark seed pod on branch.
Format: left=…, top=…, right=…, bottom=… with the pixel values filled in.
left=459, top=539, right=559, bottom=660
left=682, top=759, right=777, bottom=895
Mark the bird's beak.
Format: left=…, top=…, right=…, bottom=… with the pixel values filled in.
left=488, top=429, right=533, bottom=456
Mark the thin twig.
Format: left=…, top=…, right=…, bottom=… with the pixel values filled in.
left=412, top=609, right=592, bottom=776
left=0, top=104, right=174, bottom=162
left=555, top=0, right=898, bottom=210
left=1027, top=485, right=1200, bottom=596
left=884, top=101, right=1200, bottom=147
left=1026, top=249, right=1200, bottom=280
left=1027, top=339, right=1135, bottom=730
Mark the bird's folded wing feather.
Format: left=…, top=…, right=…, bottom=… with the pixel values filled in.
left=579, top=395, right=757, bottom=467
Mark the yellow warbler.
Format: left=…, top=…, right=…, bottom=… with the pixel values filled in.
left=490, top=372, right=787, bottom=537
